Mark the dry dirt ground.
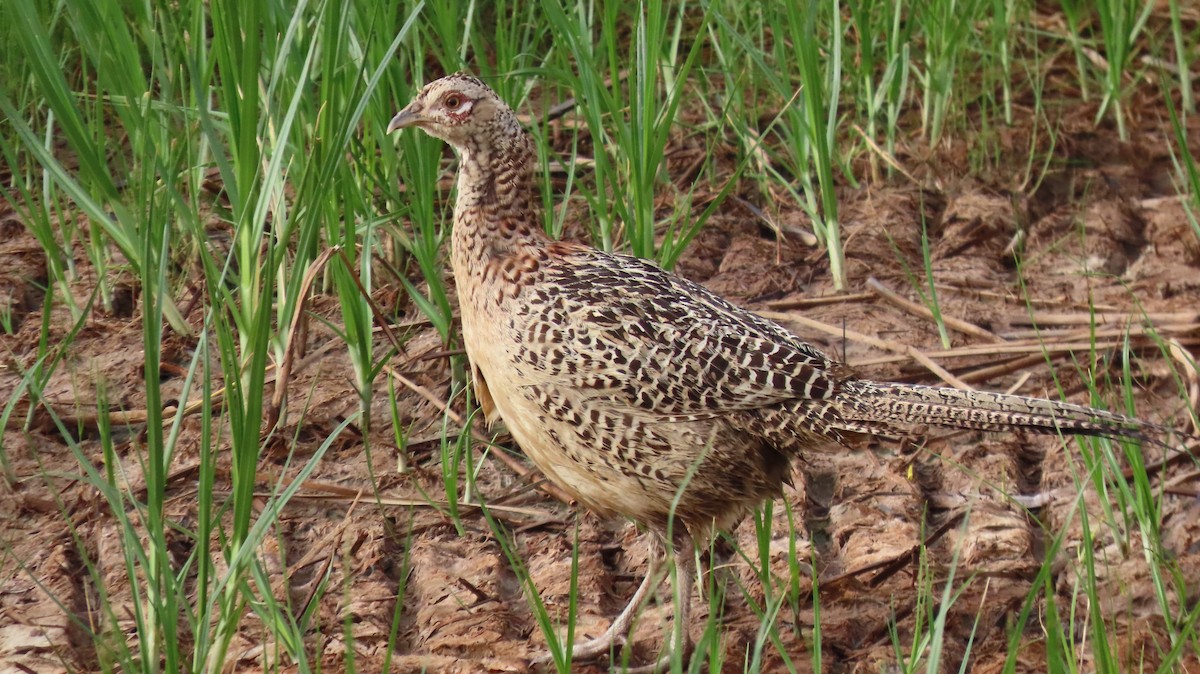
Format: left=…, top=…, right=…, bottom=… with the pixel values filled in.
left=2, top=90, right=1200, bottom=673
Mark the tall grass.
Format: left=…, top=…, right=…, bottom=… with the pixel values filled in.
left=846, top=0, right=912, bottom=180
left=540, top=0, right=714, bottom=264
left=1, top=0, right=1197, bottom=671
left=1094, top=0, right=1155, bottom=140
left=1, top=0, right=420, bottom=670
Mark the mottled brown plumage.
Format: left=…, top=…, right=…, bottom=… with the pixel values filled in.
left=388, top=74, right=1188, bottom=670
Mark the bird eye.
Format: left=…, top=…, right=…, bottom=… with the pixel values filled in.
left=444, top=94, right=462, bottom=110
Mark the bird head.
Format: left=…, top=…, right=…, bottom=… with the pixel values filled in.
left=387, top=74, right=507, bottom=149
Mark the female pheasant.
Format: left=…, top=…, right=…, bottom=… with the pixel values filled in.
left=387, top=74, right=1187, bottom=671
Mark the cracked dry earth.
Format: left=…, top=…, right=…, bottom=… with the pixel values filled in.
left=2, top=108, right=1200, bottom=674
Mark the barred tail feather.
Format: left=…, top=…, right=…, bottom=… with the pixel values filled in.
left=840, top=381, right=1171, bottom=447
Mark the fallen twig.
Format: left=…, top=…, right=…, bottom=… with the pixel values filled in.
left=867, top=277, right=1002, bottom=343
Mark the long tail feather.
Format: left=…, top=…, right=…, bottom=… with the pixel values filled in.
left=839, top=381, right=1175, bottom=448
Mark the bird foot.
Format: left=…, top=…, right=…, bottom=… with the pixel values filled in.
left=623, top=654, right=674, bottom=674
left=568, top=632, right=628, bottom=662
left=531, top=632, right=693, bottom=673
left=621, top=636, right=695, bottom=674
left=530, top=632, right=626, bottom=669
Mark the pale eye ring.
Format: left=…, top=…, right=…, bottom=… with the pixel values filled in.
left=444, top=94, right=463, bottom=110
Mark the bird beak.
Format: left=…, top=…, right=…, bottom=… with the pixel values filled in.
left=386, top=103, right=421, bottom=134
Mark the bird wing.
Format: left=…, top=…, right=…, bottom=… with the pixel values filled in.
left=521, top=245, right=845, bottom=418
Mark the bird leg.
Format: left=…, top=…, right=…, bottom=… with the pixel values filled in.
left=625, top=528, right=696, bottom=674
left=537, top=529, right=696, bottom=672
left=562, top=535, right=665, bottom=663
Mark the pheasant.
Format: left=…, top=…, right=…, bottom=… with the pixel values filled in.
left=387, top=74, right=1192, bottom=671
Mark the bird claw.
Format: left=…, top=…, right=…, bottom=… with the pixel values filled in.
left=530, top=633, right=628, bottom=669
left=624, top=635, right=696, bottom=674
left=532, top=632, right=694, bottom=674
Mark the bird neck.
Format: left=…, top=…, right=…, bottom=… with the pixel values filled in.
left=448, top=122, right=551, bottom=308
left=453, top=133, right=545, bottom=249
